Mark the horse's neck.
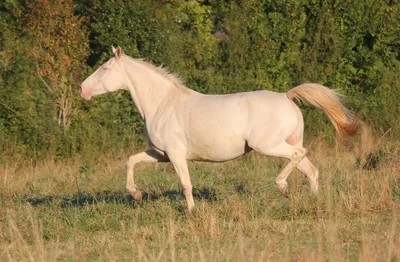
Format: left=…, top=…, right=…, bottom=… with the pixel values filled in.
left=124, top=59, right=193, bottom=120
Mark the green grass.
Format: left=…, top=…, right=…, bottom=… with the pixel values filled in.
left=1, top=139, right=399, bottom=261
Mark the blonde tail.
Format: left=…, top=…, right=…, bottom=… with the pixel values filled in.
left=287, top=83, right=359, bottom=139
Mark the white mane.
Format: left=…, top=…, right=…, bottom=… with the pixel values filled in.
left=124, top=56, right=197, bottom=95
left=134, top=58, right=184, bottom=86
left=125, top=55, right=193, bottom=86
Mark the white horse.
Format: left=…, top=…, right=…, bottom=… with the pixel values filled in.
left=81, top=46, right=358, bottom=212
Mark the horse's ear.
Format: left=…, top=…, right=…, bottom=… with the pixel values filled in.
left=112, top=46, right=123, bottom=59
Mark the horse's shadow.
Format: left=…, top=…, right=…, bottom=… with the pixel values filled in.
left=23, top=187, right=217, bottom=208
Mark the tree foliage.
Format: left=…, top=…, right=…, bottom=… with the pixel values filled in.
left=0, top=0, right=399, bottom=159
left=25, top=0, right=89, bottom=130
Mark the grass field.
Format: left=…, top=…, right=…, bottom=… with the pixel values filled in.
left=1, top=135, right=399, bottom=261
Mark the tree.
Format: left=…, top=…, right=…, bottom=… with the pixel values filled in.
left=24, top=0, right=88, bottom=131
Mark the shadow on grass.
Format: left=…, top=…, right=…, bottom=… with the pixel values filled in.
left=20, top=187, right=217, bottom=208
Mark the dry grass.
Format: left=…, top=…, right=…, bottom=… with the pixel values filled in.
left=0, top=135, right=399, bottom=261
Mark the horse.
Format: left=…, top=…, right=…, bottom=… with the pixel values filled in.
left=80, top=46, right=359, bottom=212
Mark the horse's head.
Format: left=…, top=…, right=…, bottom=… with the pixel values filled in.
left=80, top=46, right=128, bottom=100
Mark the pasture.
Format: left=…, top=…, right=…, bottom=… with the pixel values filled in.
left=1, top=135, right=399, bottom=261
left=1, top=1, right=399, bottom=261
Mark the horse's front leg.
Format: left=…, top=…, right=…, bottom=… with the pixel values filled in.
left=126, top=149, right=167, bottom=205
left=169, top=156, right=195, bottom=212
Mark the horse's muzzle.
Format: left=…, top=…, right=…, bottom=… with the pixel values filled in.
left=80, top=85, right=92, bottom=100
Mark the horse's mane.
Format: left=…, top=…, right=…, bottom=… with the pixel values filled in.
left=125, top=56, right=196, bottom=95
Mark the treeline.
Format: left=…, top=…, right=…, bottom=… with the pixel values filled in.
left=0, top=0, right=399, bottom=159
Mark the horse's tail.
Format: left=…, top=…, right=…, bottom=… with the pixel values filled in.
left=286, top=83, right=360, bottom=139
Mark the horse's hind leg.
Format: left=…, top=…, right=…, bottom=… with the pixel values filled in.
left=252, top=141, right=307, bottom=197
left=297, top=157, right=319, bottom=194
left=126, top=149, right=168, bottom=205
left=285, top=104, right=319, bottom=194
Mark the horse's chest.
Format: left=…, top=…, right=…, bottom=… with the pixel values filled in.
left=145, top=119, right=185, bottom=153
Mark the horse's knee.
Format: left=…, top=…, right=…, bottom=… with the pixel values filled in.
left=296, top=148, right=307, bottom=158
left=126, top=155, right=137, bottom=169
left=182, top=183, right=192, bottom=195
left=292, top=148, right=307, bottom=165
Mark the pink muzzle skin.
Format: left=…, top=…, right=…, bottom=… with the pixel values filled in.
left=80, top=85, right=92, bottom=100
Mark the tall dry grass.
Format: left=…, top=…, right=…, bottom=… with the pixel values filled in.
left=0, top=133, right=399, bottom=261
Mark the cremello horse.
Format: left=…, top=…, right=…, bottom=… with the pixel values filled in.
left=81, top=46, right=358, bottom=212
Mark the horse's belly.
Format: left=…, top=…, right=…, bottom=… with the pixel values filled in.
left=187, top=136, right=248, bottom=161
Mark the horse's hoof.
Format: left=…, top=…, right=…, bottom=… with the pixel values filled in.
left=277, top=184, right=290, bottom=198
left=282, top=188, right=290, bottom=198
left=133, top=191, right=143, bottom=206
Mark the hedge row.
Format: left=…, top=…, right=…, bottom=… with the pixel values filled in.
left=0, top=0, right=399, bottom=159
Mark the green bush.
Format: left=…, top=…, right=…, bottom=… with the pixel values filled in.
left=0, top=0, right=399, bottom=159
